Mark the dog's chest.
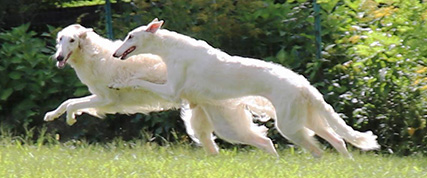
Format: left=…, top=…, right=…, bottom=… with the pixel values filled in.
left=74, top=66, right=111, bottom=92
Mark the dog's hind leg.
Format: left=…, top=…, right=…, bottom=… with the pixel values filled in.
left=274, top=100, right=323, bottom=158
left=312, top=127, right=351, bottom=158
left=306, top=111, right=352, bottom=158
left=279, top=127, right=323, bottom=158
left=233, top=108, right=278, bottom=157
left=243, top=131, right=278, bottom=157
left=191, top=105, right=219, bottom=155
left=202, top=104, right=278, bottom=157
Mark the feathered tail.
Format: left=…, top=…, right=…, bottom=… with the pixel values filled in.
left=308, top=86, right=380, bottom=150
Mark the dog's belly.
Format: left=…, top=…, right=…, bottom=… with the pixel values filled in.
left=92, top=87, right=176, bottom=110
left=180, top=70, right=271, bottom=102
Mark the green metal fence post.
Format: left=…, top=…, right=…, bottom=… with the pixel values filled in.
left=314, top=0, right=322, bottom=60
left=105, top=0, right=114, bottom=39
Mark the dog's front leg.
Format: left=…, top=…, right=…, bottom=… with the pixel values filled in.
left=65, top=96, right=111, bottom=125
left=44, top=95, right=97, bottom=122
left=110, top=79, right=179, bottom=102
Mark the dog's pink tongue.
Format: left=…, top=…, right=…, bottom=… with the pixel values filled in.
left=56, top=61, right=66, bottom=69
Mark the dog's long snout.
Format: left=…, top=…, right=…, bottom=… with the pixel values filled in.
left=56, top=55, right=64, bottom=61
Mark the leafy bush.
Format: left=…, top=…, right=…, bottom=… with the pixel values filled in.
left=321, top=0, right=427, bottom=155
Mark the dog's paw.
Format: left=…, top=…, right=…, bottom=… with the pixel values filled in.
left=44, top=111, right=59, bottom=121
left=66, top=113, right=77, bottom=126
left=66, top=118, right=77, bottom=126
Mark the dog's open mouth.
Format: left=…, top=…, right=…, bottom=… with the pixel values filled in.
left=56, top=52, right=72, bottom=69
left=120, top=46, right=136, bottom=60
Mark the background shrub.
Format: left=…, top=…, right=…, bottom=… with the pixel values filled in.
left=0, top=24, right=74, bottom=131
left=320, top=0, right=427, bottom=155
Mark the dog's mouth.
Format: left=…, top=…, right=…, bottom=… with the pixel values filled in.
left=120, top=46, right=136, bottom=60
left=56, top=52, right=72, bottom=69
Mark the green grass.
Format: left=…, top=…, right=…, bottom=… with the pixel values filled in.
left=0, top=138, right=426, bottom=178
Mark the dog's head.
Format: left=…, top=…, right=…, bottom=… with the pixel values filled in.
left=54, top=24, right=93, bottom=69
left=113, top=18, right=164, bottom=60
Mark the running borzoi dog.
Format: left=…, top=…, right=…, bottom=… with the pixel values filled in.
left=44, top=24, right=278, bottom=156
left=112, top=19, right=380, bottom=158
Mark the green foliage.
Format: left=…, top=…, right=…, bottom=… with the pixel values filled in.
left=322, top=0, right=427, bottom=155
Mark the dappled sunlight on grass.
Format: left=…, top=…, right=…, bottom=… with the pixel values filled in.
left=0, top=139, right=425, bottom=177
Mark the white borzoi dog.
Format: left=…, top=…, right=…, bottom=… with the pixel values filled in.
left=44, top=24, right=278, bottom=156
left=112, top=19, right=380, bottom=158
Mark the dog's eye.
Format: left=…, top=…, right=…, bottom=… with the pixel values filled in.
left=128, top=35, right=133, bottom=39
left=59, top=37, right=63, bottom=41
left=70, top=39, right=75, bottom=43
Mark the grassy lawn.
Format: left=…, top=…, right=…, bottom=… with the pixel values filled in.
left=0, top=139, right=426, bottom=178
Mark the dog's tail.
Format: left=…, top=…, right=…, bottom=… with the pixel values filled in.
left=307, top=86, right=380, bottom=150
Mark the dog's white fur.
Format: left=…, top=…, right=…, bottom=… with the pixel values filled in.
left=44, top=24, right=279, bottom=156
left=112, top=19, right=380, bottom=158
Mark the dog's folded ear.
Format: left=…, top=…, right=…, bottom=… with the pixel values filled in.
left=146, top=19, right=164, bottom=33
left=79, top=28, right=93, bottom=38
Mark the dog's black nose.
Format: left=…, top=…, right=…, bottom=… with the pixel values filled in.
left=56, top=55, right=64, bottom=61
left=112, top=53, right=119, bottom=58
